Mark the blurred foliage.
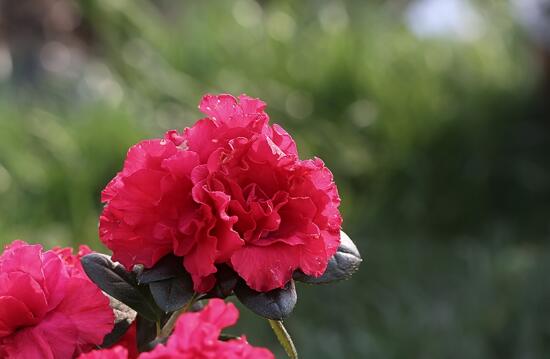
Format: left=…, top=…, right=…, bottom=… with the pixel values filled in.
left=0, top=0, right=549, bottom=358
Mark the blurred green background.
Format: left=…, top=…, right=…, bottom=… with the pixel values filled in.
left=1, top=0, right=550, bottom=357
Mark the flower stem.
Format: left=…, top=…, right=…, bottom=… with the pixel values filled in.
left=268, top=319, right=298, bottom=359
left=155, top=321, right=161, bottom=337
left=159, top=292, right=199, bottom=338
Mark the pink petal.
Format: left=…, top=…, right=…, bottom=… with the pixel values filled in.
left=298, top=234, right=329, bottom=277
left=231, top=243, right=300, bottom=292
left=77, top=346, right=128, bottom=359
left=184, top=119, right=220, bottom=162
left=0, top=272, right=48, bottom=320
left=218, top=337, right=275, bottom=359
left=161, top=151, right=200, bottom=179
left=1, top=325, right=56, bottom=359
left=199, top=94, right=240, bottom=124
left=38, top=312, right=80, bottom=359
left=0, top=241, right=45, bottom=286
left=55, top=277, right=114, bottom=349
left=269, top=124, right=298, bottom=156
left=42, top=251, right=70, bottom=311
left=183, top=235, right=217, bottom=292
left=0, top=296, right=35, bottom=337
left=197, top=299, right=239, bottom=329
left=123, top=139, right=178, bottom=175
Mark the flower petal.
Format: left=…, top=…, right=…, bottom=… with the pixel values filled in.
left=55, top=277, right=114, bottom=351
left=231, top=243, right=300, bottom=292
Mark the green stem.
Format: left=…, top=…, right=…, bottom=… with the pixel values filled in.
left=155, top=321, right=161, bottom=337
left=268, top=319, right=298, bottom=359
left=159, top=293, right=199, bottom=338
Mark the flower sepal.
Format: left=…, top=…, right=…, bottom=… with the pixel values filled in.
left=137, top=255, right=195, bottom=313
left=293, top=231, right=362, bottom=285
left=234, top=279, right=297, bottom=320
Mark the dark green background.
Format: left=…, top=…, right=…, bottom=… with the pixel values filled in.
left=1, top=1, right=549, bottom=357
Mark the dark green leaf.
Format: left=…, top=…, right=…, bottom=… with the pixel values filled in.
left=234, top=279, right=297, bottom=320
left=293, top=231, right=362, bottom=284
left=137, top=254, right=187, bottom=285
left=136, top=315, right=158, bottom=353
left=101, top=296, right=137, bottom=347
left=149, top=274, right=194, bottom=313
left=81, top=253, right=160, bottom=321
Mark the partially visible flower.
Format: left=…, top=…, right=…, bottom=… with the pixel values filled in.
left=78, top=346, right=128, bottom=359
left=140, top=299, right=273, bottom=359
left=79, top=300, right=273, bottom=359
left=0, top=240, right=114, bottom=358
left=100, top=94, right=342, bottom=293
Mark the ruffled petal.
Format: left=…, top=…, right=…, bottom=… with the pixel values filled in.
left=0, top=296, right=35, bottom=337
left=0, top=272, right=48, bottom=321
left=55, top=277, right=114, bottom=351
left=231, top=242, right=300, bottom=292
left=38, top=312, right=80, bottom=359
left=0, top=325, right=56, bottom=359
left=197, top=298, right=239, bottom=329
left=0, top=241, right=45, bottom=287
left=140, top=299, right=273, bottom=359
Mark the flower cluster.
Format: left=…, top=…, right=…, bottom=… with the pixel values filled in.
left=0, top=241, right=114, bottom=358
left=0, top=94, right=360, bottom=359
left=100, top=94, right=342, bottom=292
left=79, top=300, right=273, bottom=359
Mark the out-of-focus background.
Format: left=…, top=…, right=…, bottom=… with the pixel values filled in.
left=1, top=0, right=549, bottom=357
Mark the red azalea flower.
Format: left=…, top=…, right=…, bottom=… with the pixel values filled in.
left=140, top=299, right=273, bottom=359
left=100, top=94, right=342, bottom=292
left=0, top=240, right=114, bottom=358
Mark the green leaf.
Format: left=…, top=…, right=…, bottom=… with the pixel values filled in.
left=81, top=253, right=161, bottom=321
left=294, top=231, right=362, bottom=284
left=234, top=279, right=297, bottom=320
left=137, top=254, right=187, bottom=284
left=149, top=275, right=194, bottom=313
left=268, top=319, right=298, bottom=359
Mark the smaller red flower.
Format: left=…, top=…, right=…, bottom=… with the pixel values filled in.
left=80, top=300, right=273, bottom=359
left=0, top=240, right=114, bottom=359
left=140, top=299, right=273, bottom=359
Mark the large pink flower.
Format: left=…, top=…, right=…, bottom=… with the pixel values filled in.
left=100, top=94, right=342, bottom=292
left=0, top=240, right=114, bottom=358
left=140, top=299, right=273, bottom=359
